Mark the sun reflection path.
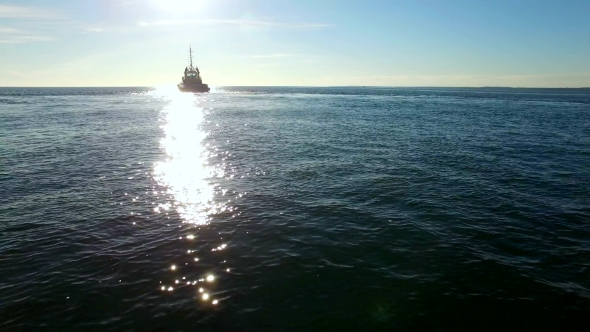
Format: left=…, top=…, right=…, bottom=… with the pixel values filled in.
left=152, top=87, right=229, bottom=306
left=153, top=88, right=226, bottom=225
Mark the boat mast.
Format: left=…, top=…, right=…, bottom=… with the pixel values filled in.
left=189, top=45, right=194, bottom=68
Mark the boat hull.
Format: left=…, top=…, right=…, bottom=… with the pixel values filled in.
left=177, top=83, right=210, bottom=93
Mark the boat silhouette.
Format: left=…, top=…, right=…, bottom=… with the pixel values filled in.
left=177, top=46, right=210, bottom=93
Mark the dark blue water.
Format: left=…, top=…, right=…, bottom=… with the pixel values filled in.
left=1, top=86, right=589, bottom=331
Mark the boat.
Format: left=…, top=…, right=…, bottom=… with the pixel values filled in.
left=177, top=46, right=210, bottom=93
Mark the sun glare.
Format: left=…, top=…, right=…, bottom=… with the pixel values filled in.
left=152, top=86, right=224, bottom=225
left=150, top=0, right=207, bottom=14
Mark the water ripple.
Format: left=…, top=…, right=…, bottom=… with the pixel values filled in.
left=1, top=87, right=589, bottom=331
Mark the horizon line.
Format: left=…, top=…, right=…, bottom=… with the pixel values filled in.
left=1, top=85, right=590, bottom=89
left=0, top=84, right=590, bottom=90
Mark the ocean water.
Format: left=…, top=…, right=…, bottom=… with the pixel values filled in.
left=1, top=86, right=589, bottom=331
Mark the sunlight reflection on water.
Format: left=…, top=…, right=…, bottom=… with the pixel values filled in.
left=153, top=88, right=224, bottom=225
left=152, top=87, right=226, bottom=305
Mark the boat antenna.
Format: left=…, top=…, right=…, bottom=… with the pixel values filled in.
left=189, top=44, right=193, bottom=68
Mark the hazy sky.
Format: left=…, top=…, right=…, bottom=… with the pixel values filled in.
left=1, top=0, right=589, bottom=87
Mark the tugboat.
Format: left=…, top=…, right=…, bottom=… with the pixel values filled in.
left=177, top=46, right=210, bottom=93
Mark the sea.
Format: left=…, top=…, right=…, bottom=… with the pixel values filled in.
left=1, top=86, right=589, bottom=331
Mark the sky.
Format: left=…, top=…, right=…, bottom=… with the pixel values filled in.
left=1, top=0, right=589, bottom=87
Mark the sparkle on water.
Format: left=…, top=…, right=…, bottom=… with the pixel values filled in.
left=153, top=88, right=225, bottom=226
left=151, top=87, right=229, bottom=307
